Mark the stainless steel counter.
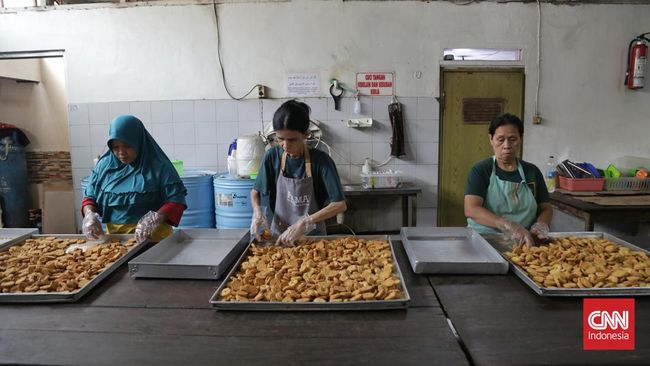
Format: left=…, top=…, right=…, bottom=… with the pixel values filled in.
left=342, top=183, right=421, bottom=228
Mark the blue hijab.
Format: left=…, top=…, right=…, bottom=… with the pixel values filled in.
left=84, top=115, right=186, bottom=224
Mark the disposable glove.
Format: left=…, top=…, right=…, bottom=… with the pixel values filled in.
left=276, top=215, right=316, bottom=247
left=250, top=207, right=270, bottom=242
left=82, top=211, right=105, bottom=240
left=135, top=211, right=165, bottom=243
left=530, top=222, right=550, bottom=240
left=497, top=219, right=534, bottom=247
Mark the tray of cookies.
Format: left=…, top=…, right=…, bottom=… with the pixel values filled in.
left=0, top=234, right=148, bottom=303
left=0, top=228, right=39, bottom=246
left=210, top=235, right=410, bottom=310
left=483, top=232, right=650, bottom=296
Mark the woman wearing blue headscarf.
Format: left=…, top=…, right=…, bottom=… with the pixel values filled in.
left=81, top=115, right=187, bottom=242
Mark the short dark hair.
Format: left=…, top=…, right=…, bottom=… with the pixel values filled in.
left=272, top=100, right=311, bottom=133
left=488, top=113, right=524, bottom=137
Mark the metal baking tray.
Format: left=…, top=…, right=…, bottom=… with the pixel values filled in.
left=0, top=228, right=39, bottom=247
left=483, top=232, right=650, bottom=297
left=400, top=227, right=508, bottom=274
left=210, top=235, right=411, bottom=311
left=0, top=234, right=148, bottom=303
left=128, top=228, right=249, bottom=280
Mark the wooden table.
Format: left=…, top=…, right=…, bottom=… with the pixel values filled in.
left=550, top=191, right=650, bottom=231
left=0, top=241, right=467, bottom=366
left=430, top=236, right=650, bottom=366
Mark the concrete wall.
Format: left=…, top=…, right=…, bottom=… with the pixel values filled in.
left=2, top=1, right=649, bottom=230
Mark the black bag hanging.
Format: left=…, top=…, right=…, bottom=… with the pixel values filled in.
left=388, top=97, right=405, bottom=158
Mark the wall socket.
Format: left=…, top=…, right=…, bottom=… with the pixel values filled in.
left=257, top=85, right=266, bottom=99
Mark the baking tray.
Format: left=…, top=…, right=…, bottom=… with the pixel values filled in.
left=0, top=234, right=148, bottom=303
left=0, top=228, right=39, bottom=247
left=210, top=235, right=411, bottom=311
left=128, top=228, right=249, bottom=280
left=483, top=232, right=650, bottom=297
left=400, top=227, right=508, bottom=274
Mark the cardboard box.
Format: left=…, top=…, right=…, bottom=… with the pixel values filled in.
left=42, top=182, right=76, bottom=234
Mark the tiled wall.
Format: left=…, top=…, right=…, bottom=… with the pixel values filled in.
left=67, top=97, right=440, bottom=230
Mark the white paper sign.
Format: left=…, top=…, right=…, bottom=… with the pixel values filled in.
left=356, top=72, right=395, bottom=96
left=287, top=73, right=320, bottom=97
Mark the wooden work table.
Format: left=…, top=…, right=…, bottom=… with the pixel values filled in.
left=1, top=237, right=649, bottom=365
left=550, top=191, right=650, bottom=231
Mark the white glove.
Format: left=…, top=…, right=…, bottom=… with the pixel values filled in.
left=530, top=221, right=550, bottom=240
left=135, top=211, right=165, bottom=243
left=250, top=207, right=271, bottom=242
left=497, top=219, right=534, bottom=247
left=82, top=211, right=105, bottom=240
left=276, top=215, right=316, bottom=247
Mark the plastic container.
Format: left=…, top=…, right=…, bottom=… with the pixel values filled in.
left=214, top=173, right=255, bottom=228
left=605, top=177, right=650, bottom=191
left=558, top=176, right=605, bottom=192
left=360, top=170, right=402, bottom=189
left=179, top=170, right=216, bottom=228
left=545, top=156, right=557, bottom=193
left=171, top=160, right=184, bottom=176
left=235, top=134, right=264, bottom=178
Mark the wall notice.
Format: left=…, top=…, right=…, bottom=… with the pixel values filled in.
left=356, top=72, right=394, bottom=96
left=287, top=73, right=320, bottom=97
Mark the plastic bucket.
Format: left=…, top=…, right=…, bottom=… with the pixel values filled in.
left=172, top=160, right=184, bottom=176
left=0, top=140, right=29, bottom=227
left=179, top=170, right=216, bottom=228
left=235, top=134, right=264, bottom=178
left=214, top=173, right=255, bottom=228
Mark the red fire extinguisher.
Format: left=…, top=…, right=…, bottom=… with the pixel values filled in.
left=625, top=32, right=650, bottom=89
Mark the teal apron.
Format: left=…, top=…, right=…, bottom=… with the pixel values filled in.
left=468, top=157, right=537, bottom=233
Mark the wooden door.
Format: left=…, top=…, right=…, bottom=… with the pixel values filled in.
left=438, top=69, right=524, bottom=227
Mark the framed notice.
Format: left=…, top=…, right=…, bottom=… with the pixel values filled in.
left=287, top=73, right=320, bottom=97
left=356, top=72, right=394, bottom=96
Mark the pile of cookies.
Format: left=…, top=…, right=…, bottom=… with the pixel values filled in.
left=0, top=236, right=137, bottom=293
left=220, top=237, right=404, bottom=303
left=505, top=236, right=650, bottom=288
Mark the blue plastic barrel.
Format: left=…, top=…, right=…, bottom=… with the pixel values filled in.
left=214, top=173, right=255, bottom=228
left=179, top=170, right=216, bottom=228
left=0, top=138, right=29, bottom=227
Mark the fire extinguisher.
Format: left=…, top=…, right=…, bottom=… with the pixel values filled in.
left=625, top=32, right=650, bottom=89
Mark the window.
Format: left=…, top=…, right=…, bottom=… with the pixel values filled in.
left=443, top=48, right=521, bottom=61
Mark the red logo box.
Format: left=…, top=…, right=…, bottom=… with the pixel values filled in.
left=583, top=298, right=635, bottom=350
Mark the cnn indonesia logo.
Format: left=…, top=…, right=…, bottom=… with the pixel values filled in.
left=583, top=298, right=635, bottom=350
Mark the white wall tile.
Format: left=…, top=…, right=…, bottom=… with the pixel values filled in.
left=216, top=100, right=238, bottom=122
left=160, top=144, right=174, bottom=160
left=69, top=125, right=90, bottom=147
left=371, top=119, right=392, bottom=143
left=396, top=163, right=416, bottom=183
left=336, top=164, right=351, bottom=184
left=394, top=142, right=417, bottom=164
left=237, top=100, right=260, bottom=122
left=108, top=102, right=130, bottom=121
left=68, top=104, right=89, bottom=125
left=217, top=143, right=230, bottom=170
left=195, top=144, right=219, bottom=169
left=400, top=97, right=417, bottom=121
left=194, top=100, right=216, bottom=122
left=349, top=126, right=372, bottom=143
left=420, top=185, right=438, bottom=208
left=416, top=119, right=439, bottom=143
left=130, top=101, right=152, bottom=123
left=238, top=120, right=262, bottom=136
left=349, top=164, right=363, bottom=183
left=88, top=103, right=109, bottom=124
left=326, top=141, right=350, bottom=166
left=372, top=97, right=391, bottom=119
left=416, top=142, right=439, bottom=164
left=305, top=98, right=328, bottom=120
left=217, top=122, right=239, bottom=144
left=173, top=145, right=197, bottom=168
left=195, top=122, right=217, bottom=145
left=172, top=100, right=195, bottom=123
left=415, top=164, right=438, bottom=186
left=358, top=96, right=372, bottom=118
left=372, top=141, right=391, bottom=164
left=151, top=101, right=173, bottom=124
left=262, top=99, right=284, bottom=122
left=173, top=122, right=196, bottom=145
left=416, top=208, right=437, bottom=227
left=72, top=168, right=93, bottom=190
left=321, top=120, right=349, bottom=143
left=151, top=123, right=174, bottom=146
left=89, top=124, right=108, bottom=148
left=350, top=142, right=372, bottom=165
left=417, top=97, right=439, bottom=119
left=403, top=115, right=418, bottom=143
left=327, top=97, right=353, bottom=121
left=70, top=147, right=93, bottom=169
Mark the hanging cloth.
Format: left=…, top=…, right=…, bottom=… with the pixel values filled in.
left=388, top=98, right=405, bottom=157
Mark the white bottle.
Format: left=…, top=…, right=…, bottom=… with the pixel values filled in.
left=545, top=156, right=557, bottom=193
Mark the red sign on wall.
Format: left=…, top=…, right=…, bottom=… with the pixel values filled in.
left=356, top=72, right=394, bottom=96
